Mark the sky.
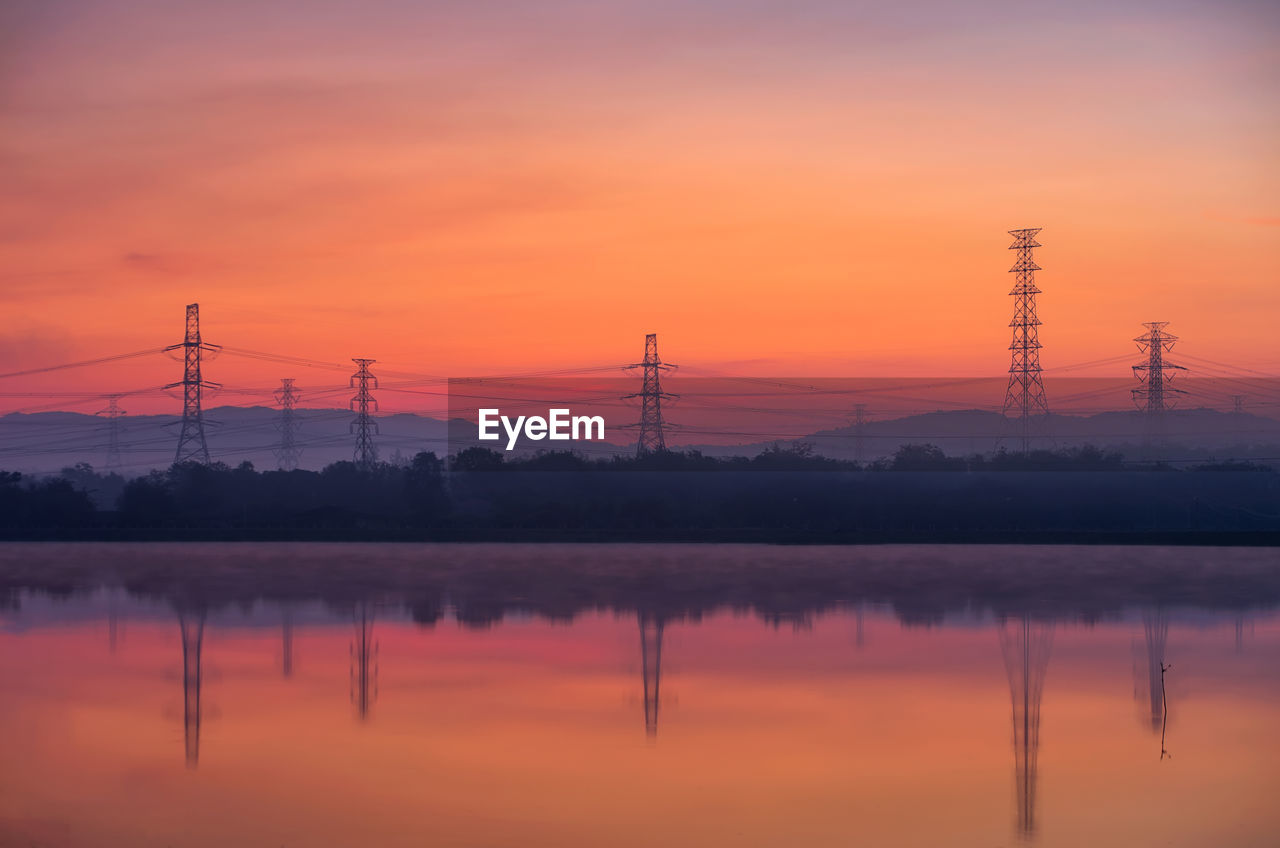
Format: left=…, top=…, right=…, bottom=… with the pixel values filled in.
left=1, top=0, right=1277, bottom=413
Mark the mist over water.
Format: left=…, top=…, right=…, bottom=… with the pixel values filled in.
left=0, top=543, right=1276, bottom=847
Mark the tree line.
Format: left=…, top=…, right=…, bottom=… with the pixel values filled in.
left=1, top=443, right=1275, bottom=537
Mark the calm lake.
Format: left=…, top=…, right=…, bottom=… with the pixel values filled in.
left=0, top=543, right=1276, bottom=847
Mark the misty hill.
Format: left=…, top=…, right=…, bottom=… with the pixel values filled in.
left=3, top=406, right=1278, bottom=476
left=676, top=408, right=1280, bottom=462
left=0, top=406, right=452, bottom=476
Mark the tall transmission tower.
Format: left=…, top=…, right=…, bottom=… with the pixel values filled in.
left=1002, top=228, right=1050, bottom=454
left=274, top=378, right=301, bottom=471
left=1232, top=394, right=1245, bottom=415
left=96, top=395, right=126, bottom=470
left=165, top=303, right=221, bottom=464
left=1131, top=322, right=1187, bottom=447
left=627, top=333, right=676, bottom=456
left=852, top=403, right=868, bottom=463
left=999, top=617, right=1054, bottom=840
left=349, top=358, right=379, bottom=470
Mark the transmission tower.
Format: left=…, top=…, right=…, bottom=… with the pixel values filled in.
left=1232, top=395, right=1245, bottom=415
left=626, top=333, right=676, bottom=456
left=96, top=395, right=126, bottom=470
left=1002, top=228, right=1050, bottom=454
left=1131, top=322, right=1187, bottom=447
left=274, top=378, right=301, bottom=471
left=349, top=358, right=379, bottom=470
left=999, top=616, right=1054, bottom=840
left=852, top=403, right=868, bottom=463
left=164, top=303, right=221, bottom=464
left=639, top=613, right=665, bottom=737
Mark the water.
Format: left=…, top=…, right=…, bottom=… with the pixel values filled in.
left=0, top=543, right=1276, bottom=847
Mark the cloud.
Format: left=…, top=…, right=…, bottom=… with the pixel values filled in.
left=121, top=251, right=223, bottom=276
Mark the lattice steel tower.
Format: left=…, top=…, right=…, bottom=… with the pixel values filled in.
left=1002, top=228, right=1050, bottom=454
left=274, top=378, right=301, bottom=471
left=1132, top=322, right=1186, bottom=446
left=165, top=303, right=220, bottom=464
left=96, top=395, right=126, bottom=470
left=852, top=403, right=868, bottom=463
left=350, top=358, right=379, bottom=469
left=628, top=333, right=676, bottom=456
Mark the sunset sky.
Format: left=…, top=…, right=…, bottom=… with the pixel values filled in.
left=2, top=0, right=1277, bottom=411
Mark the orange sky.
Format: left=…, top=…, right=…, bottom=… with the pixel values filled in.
left=1, top=1, right=1277, bottom=413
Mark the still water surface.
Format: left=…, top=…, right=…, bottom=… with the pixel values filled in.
left=0, top=543, right=1276, bottom=847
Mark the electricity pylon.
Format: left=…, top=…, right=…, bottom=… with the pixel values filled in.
left=626, top=334, right=676, bottom=456
left=1132, top=322, right=1187, bottom=449
left=1002, top=228, right=1050, bottom=454
left=96, top=395, right=126, bottom=470
left=349, top=359, right=379, bottom=470
left=274, top=378, right=301, bottom=471
left=165, top=303, right=221, bottom=464
left=852, top=403, right=868, bottom=463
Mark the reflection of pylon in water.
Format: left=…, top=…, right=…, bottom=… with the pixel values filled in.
left=1234, top=613, right=1253, bottom=654
left=1142, top=610, right=1169, bottom=732
left=350, top=602, right=378, bottom=720
left=999, top=617, right=1053, bottom=840
left=108, top=599, right=121, bottom=653
left=282, top=607, right=294, bottom=679
left=179, top=609, right=206, bottom=769
left=639, top=613, right=664, bottom=737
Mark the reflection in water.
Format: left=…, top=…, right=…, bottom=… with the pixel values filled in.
left=350, top=601, right=378, bottom=721
left=1234, top=612, right=1253, bottom=654
left=999, top=617, right=1054, bottom=841
left=282, top=606, right=295, bottom=679
left=639, top=613, right=664, bottom=737
left=178, top=608, right=206, bottom=770
left=0, top=544, right=1276, bottom=847
left=108, top=603, right=120, bottom=654
left=1141, top=610, right=1169, bottom=733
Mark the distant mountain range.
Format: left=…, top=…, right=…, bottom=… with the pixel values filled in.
left=2, top=405, right=1278, bottom=475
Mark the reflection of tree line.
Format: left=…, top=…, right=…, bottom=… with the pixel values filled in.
left=111, top=598, right=1247, bottom=843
